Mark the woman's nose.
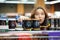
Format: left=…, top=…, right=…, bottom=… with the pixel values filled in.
left=39, top=15, right=42, bottom=18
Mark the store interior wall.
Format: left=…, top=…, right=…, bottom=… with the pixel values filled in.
left=0, top=3, right=17, bottom=13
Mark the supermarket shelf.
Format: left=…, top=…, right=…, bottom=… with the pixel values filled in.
left=0, top=30, right=60, bottom=36
left=0, top=36, right=60, bottom=38
left=45, top=1, right=60, bottom=4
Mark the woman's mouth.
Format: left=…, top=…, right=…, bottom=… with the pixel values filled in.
left=39, top=19, right=43, bottom=24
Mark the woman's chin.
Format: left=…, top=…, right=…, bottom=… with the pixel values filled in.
left=40, top=22, right=43, bottom=24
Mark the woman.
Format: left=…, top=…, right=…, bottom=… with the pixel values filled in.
left=31, top=7, right=49, bottom=26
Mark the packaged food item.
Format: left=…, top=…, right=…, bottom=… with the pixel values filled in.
left=8, top=20, right=16, bottom=29
left=22, top=19, right=32, bottom=28
left=15, top=20, right=23, bottom=31
left=32, top=19, right=40, bottom=31
left=18, top=33, right=32, bottom=40
left=22, top=19, right=40, bottom=31
left=32, top=19, right=40, bottom=28
left=58, top=18, right=60, bottom=27
left=7, top=13, right=17, bottom=30
left=0, top=16, right=9, bottom=32
left=47, top=18, right=54, bottom=30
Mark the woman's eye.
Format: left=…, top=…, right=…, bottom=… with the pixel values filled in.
left=41, top=13, right=45, bottom=15
left=35, top=13, right=44, bottom=15
left=35, top=13, right=40, bottom=15
left=36, top=14, right=39, bottom=15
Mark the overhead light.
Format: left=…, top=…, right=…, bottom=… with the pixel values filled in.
left=0, top=0, right=5, bottom=3
left=45, top=1, right=60, bottom=4
left=44, top=0, right=47, bottom=1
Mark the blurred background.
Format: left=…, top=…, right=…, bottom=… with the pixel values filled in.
left=0, top=0, right=60, bottom=17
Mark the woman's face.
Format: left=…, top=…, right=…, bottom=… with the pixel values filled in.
left=35, top=9, right=45, bottom=24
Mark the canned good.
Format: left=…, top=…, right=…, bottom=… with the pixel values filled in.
left=0, top=20, right=6, bottom=25
left=22, top=19, right=40, bottom=28
left=58, top=18, right=60, bottom=27
left=54, top=18, right=58, bottom=28
left=8, top=20, right=16, bottom=29
left=32, top=19, right=40, bottom=28
left=47, top=18, right=54, bottom=30
left=22, top=19, right=32, bottom=28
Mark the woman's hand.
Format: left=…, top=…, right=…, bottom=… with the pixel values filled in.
left=18, top=16, right=30, bottom=22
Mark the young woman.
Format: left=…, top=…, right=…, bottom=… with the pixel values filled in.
left=20, top=7, right=49, bottom=30
left=31, top=7, right=49, bottom=26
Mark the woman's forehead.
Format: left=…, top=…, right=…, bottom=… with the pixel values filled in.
left=35, top=9, right=44, bottom=13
